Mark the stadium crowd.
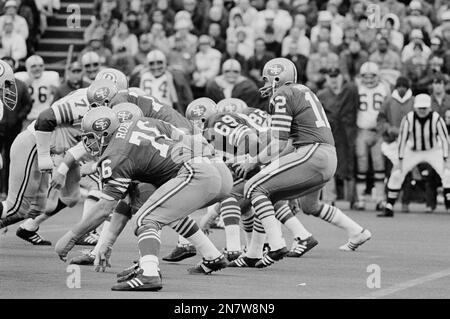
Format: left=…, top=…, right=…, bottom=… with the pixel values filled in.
left=1, top=0, right=450, bottom=213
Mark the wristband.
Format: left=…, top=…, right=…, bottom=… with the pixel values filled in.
left=57, top=163, right=69, bottom=176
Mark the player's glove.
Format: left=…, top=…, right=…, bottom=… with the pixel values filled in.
left=94, top=244, right=112, bottom=272
left=55, top=231, right=81, bottom=262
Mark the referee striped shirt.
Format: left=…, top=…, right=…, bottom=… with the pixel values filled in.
left=398, top=111, right=450, bottom=160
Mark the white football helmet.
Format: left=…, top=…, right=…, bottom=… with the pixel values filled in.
left=360, top=62, right=380, bottom=88
left=217, top=98, right=248, bottom=113
left=0, top=60, right=17, bottom=111
left=112, top=102, right=143, bottom=123
left=81, top=106, right=120, bottom=157
left=260, top=58, right=297, bottom=97
left=25, top=55, right=44, bottom=80
left=185, top=97, right=217, bottom=130
left=95, top=68, right=129, bottom=90
left=146, top=50, right=167, bottom=78
left=87, top=79, right=119, bottom=108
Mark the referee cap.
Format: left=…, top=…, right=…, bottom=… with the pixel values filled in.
left=414, top=94, right=431, bottom=109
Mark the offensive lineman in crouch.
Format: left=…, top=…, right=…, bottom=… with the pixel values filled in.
left=233, top=58, right=372, bottom=268
left=56, top=107, right=233, bottom=291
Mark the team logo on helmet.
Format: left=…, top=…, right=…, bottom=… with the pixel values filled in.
left=0, top=63, right=5, bottom=78
left=117, top=110, right=132, bottom=122
left=103, top=72, right=117, bottom=82
left=92, top=118, right=111, bottom=131
left=191, top=105, right=207, bottom=117
left=267, top=64, right=284, bottom=76
left=94, top=87, right=111, bottom=101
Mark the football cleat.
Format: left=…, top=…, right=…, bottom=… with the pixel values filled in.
left=162, top=244, right=196, bottom=262
left=262, top=243, right=271, bottom=255
left=255, top=247, right=289, bottom=268
left=375, top=201, right=386, bottom=211
left=339, top=229, right=372, bottom=251
left=287, top=236, right=318, bottom=258
left=69, top=250, right=95, bottom=265
left=223, top=249, right=242, bottom=262
left=111, top=273, right=163, bottom=291
left=16, top=226, right=51, bottom=245
left=187, top=254, right=228, bottom=275
left=116, top=260, right=139, bottom=281
left=377, top=205, right=394, bottom=217
left=228, top=256, right=260, bottom=268
left=75, top=231, right=99, bottom=246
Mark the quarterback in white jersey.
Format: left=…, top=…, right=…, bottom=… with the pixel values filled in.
left=15, top=55, right=60, bottom=122
left=355, top=62, right=390, bottom=210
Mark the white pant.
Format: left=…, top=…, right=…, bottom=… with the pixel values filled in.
left=387, top=146, right=450, bottom=190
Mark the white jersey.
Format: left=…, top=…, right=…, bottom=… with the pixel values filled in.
left=28, top=88, right=89, bottom=154
left=15, top=71, right=60, bottom=121
left=357, top=82, right=389, bottom=130
left=139, top=71, right=174, bottom=107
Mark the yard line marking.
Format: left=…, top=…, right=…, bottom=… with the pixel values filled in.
left=358, top=268, right=450, bottom=299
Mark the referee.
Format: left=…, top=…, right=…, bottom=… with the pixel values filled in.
left=379, top=94, right=450, bottom=217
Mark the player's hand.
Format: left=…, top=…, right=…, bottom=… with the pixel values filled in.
left=50, top=171, right=66, bottom=190
left=55, top=231, right=79, bottom=262
left=233, top=161, right=258, bottom=179
left=38, top=154, right=54, bottom=172
left=80, top=162, right=97, bottom=176
left=94, top=244, right=112, bottom=272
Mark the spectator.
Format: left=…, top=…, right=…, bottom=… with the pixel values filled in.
left=417, top=54, right=450, bottom=94
left=292, top=13, right=310, bottom=38
left=208, top=22, right=226, bottom=53
left=0, top=0, right=29, bottom=40
left=84, top=6, right=118, bottom=47
left=182, top=0, right=209, bottom=36
left=227, top=11, right=254, bottom=48
left=205, top=58, right=260, bottom=108
left=369, top=36, right=402, bottom=87
left=402, top=42, right=429, bottom=94
left=130, top=49, right=193, bottom=114
left=235, top=27, right=254, bottom=60
left=206, top=4, right=229, bottom=37
left=326, top=0, right=345, bottom=30
left=80, top=28, right=112, bottom=67
left=168, top=18, right=198, bottom=57
left=134, top=33, right=153, bottom=67
left=17, top=0, right=39, bottom=53
left=381, top=13, right=404, bottom=53
left=192, top=34, right=221, bottom=98
left=311, top=10, right=343, bottom=48
left=306, top=41, right=339, bottom=92
left=124, top=11, right=143, bottom=37
left=146, top=22, right=171, bottom=55
left=247, top=38, right=275, bottom=87
left=291, top=0, right=318, bottom=28
left=151, top=0, right=175, bottom=35
left=339, top=38, right=368, bottom=81
left=379, top=0, right=406, bottom=23
left=253, top=0, right=293, bottom=42
left=228, top=0, right=258, bottom=28
left=54, top=62, right=89, bottom=101
left=355, top=15, right=377, bottom=53
left=81, top=51, right=101, bottom=84
left=344, top=0, right=365, bottom=26
left=111, top=22, right=139, bottom=57
left=0, top=56, right=31, bottom=198
left=432, top=10, right=450, bottom=39
left=167, top=32, right=196, bottom=78
left=35, top=0, right=54, bottom=34
left=264, top=25, right=281, bottom=57
left=430, top=72, right=450, bottom=118
left=281, top=25, right=311, bottom=57
left=283, top=41, right=308, bottom=84
left=0, top=15, right=27, bottom=62
left=401, top=29, right=431, bottom=63
left=318, top=67, right=359, bottom=205
left=220, top=37, right=248, bottom=75
left=430, top=36, right=444, bottom=57
left=402, top=0, right=433, bottom=36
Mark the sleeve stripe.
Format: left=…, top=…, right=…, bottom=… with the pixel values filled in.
left=107, top=180, right=130, bottom=188
left=271, top=114, right=293, bottom=121
left=114, top=178, right=132, bottom=182
left=271, top=127, right=291, bottom=132
left=57, top=105, right=67, bottom=123
left=271, top=120, right=292, bottom=127
left=64, top=103, right=74, bottom=123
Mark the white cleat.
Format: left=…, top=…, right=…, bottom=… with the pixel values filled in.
left=339, top=229, right=372, bottom=251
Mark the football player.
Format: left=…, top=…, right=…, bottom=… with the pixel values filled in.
left=15, top=55, right=60, bottom=126
left=95, top=68, right=129, bottom=91
left=355, top=62, right=390, bottom=210
left=55, top=106, right=233, bottom=291
left=233, top=58, right=371, bottom=268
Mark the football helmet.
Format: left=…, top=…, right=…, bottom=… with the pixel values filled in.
left=95, top=68, right=129, bottom=91
left=260, top=58, right=297, bottom=98
left=147, top=50, right=167, bottom=78
left=87, top=79, right=119, bottom=108
left=0, top=60, right=17, bottom=111
left=185, top=97, right=217, bottom=130
left=25, top=55, right=44, bottom=80
left=81, top=106, right=120, bottom=157
left=217, top=98, right=248, bottom=113
left=360, top=62, right=380, bottom=88
left=112, top=102, right=143, bottom=123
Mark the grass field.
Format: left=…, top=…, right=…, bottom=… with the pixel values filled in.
left=1, top=201, right=450, bottom=299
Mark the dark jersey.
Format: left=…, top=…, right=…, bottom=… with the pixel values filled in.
left=112, top=91, right=194, bottom=133
left=99, top=117, right=208, bottom=200
left=239, top=107, right=270, bottom=130
left=269, top=84, right=335, bottom=147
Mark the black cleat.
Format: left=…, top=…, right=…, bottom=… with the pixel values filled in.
left=377, top=206, right=394, bottom=217
left=255, top=247, right=289, bottom=268
left=223, top=249, right=242, bottom=262
left=187, top=254, right=228, bottom=274
left=112, top=273, right=162, bottom=291
left=162, top=244, right=196, bottom=262
left=228, top=256, right=260, bottom=268
left=116, top=261, right=139, bottom=282
left=16, top=227, right=51, bottom=245
left=287, top=236, right=318, bottom=258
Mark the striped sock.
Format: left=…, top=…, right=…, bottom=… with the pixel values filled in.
left=137, top=228, right=161, bottom=258
left=318, top=204, right=363, bottom=237
left=251, top=195, right=285, bottom=251
left=241, top=211, right=254, bottom=246
left=140, top=254, right=159, bottom=277
left=221, top=197, right=241, bottom=251
left=275, top=203, right=311, bottom=240
left=387, top=188, right=400, bottom=206
left=186, top=229, right=221, bottom=260
left=172, top=216, right=199, bottom=246
left=246, top=216, right=265, bottom=259
left=177, top=235, right=191, bottom=246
